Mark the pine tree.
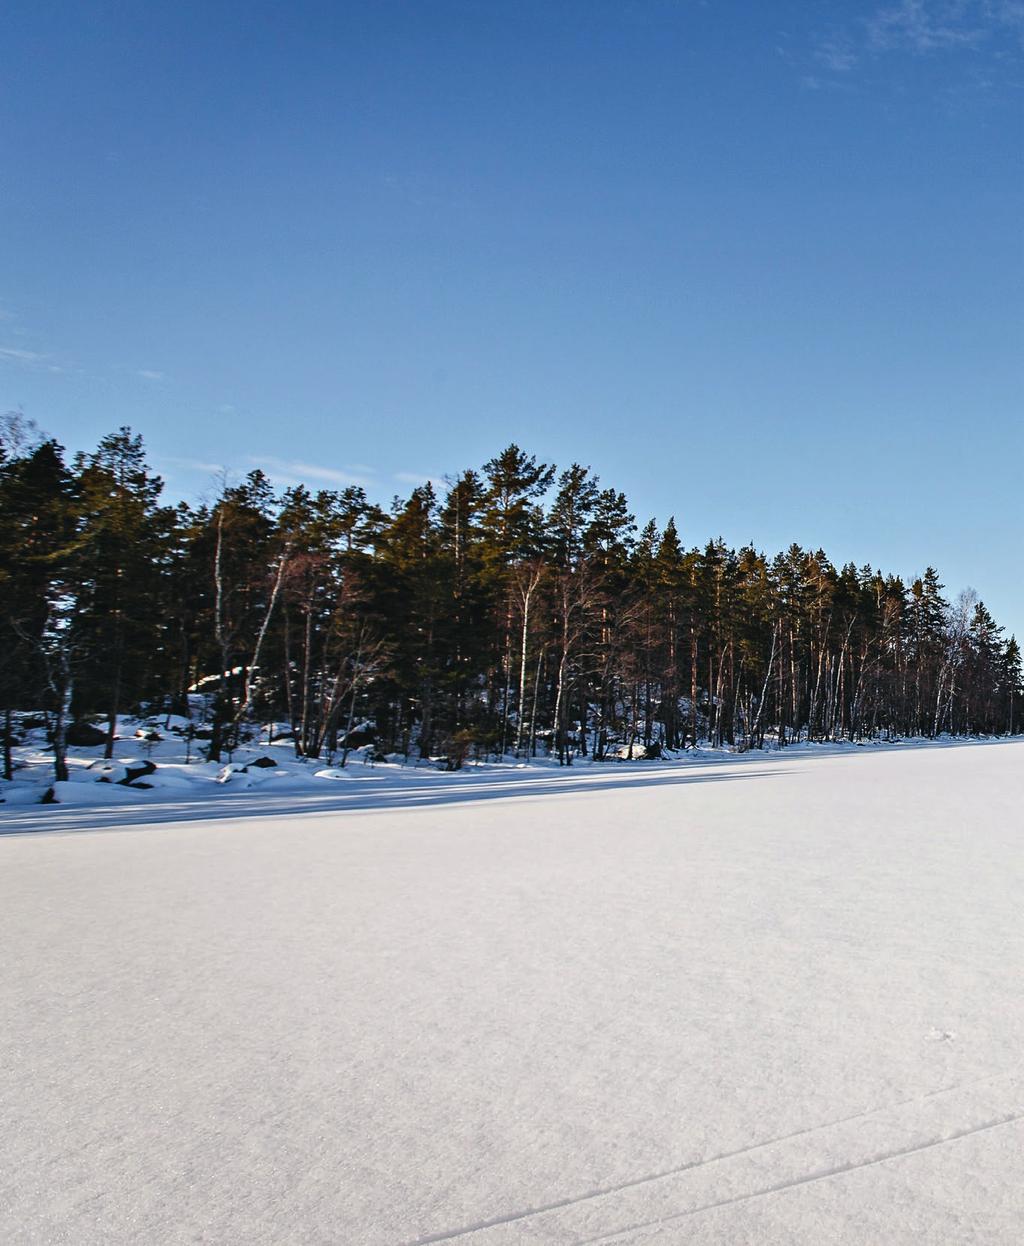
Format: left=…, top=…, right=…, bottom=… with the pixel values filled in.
left=73, top=428, right=174, bottom=756
left=0, top=438, right=78, bottom=778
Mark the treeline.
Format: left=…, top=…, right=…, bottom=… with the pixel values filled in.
left=1, top=416, right=1020, bottom=781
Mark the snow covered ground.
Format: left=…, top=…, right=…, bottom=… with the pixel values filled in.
left=2, top=740, right=1022, bottom=1243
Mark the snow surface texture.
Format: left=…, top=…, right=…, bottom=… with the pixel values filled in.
left=2, top=740, right=1022, bottom=1244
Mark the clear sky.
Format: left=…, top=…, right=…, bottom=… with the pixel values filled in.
left=2, top=2, right=1021, bottom=631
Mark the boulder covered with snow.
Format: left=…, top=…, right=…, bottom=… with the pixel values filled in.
left=39, top=779, right=150, bottom=805
left=67, top=722, right=107, bottom=747
left=88, top=759, right=157, bottom=786
left=216, top=760, right=282, bottom=786
left=0, top=781, right=45, bottom=806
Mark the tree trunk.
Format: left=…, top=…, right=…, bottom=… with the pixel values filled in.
left=52, top=652, right=72, bottom=784
left=3, top=707, right=12, bottom=781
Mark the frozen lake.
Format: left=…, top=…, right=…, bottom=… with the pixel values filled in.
left=2, top=740, right=1022, bottom=1243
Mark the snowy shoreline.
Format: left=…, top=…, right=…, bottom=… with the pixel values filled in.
left=1, top=718, right=1016, bottom=835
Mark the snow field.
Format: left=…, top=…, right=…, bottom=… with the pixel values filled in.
left=1, top=740, right=1022, bottom=1243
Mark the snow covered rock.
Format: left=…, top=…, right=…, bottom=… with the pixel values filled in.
left=88, top=759, right=157, bottom=786
left=67, top=722, right=106, bottom=746
left=0, top=782, right=44, bottom=806
left=216, top=760, right=282, bottom=786
left=39, top=780, right=150, bottom=805
left=139, top=771, right=201, bottom=792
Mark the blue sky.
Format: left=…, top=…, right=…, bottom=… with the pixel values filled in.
left=2, top=1, right=1022, bottom=630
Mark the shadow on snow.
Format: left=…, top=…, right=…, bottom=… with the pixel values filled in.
left=0, top=762, right=792, bottom=837
left=1, top=734, right=1018, bottom=839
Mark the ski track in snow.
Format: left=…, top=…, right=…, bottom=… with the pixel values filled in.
left=2, top=739, right=1023, bottom=1244
left=407, top=1071, right=1024, bottom=1245
left=576, top=1113, right=1024, bottom=1245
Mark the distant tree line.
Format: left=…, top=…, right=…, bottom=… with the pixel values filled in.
left=1, top=415, right=1020, bottom=781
